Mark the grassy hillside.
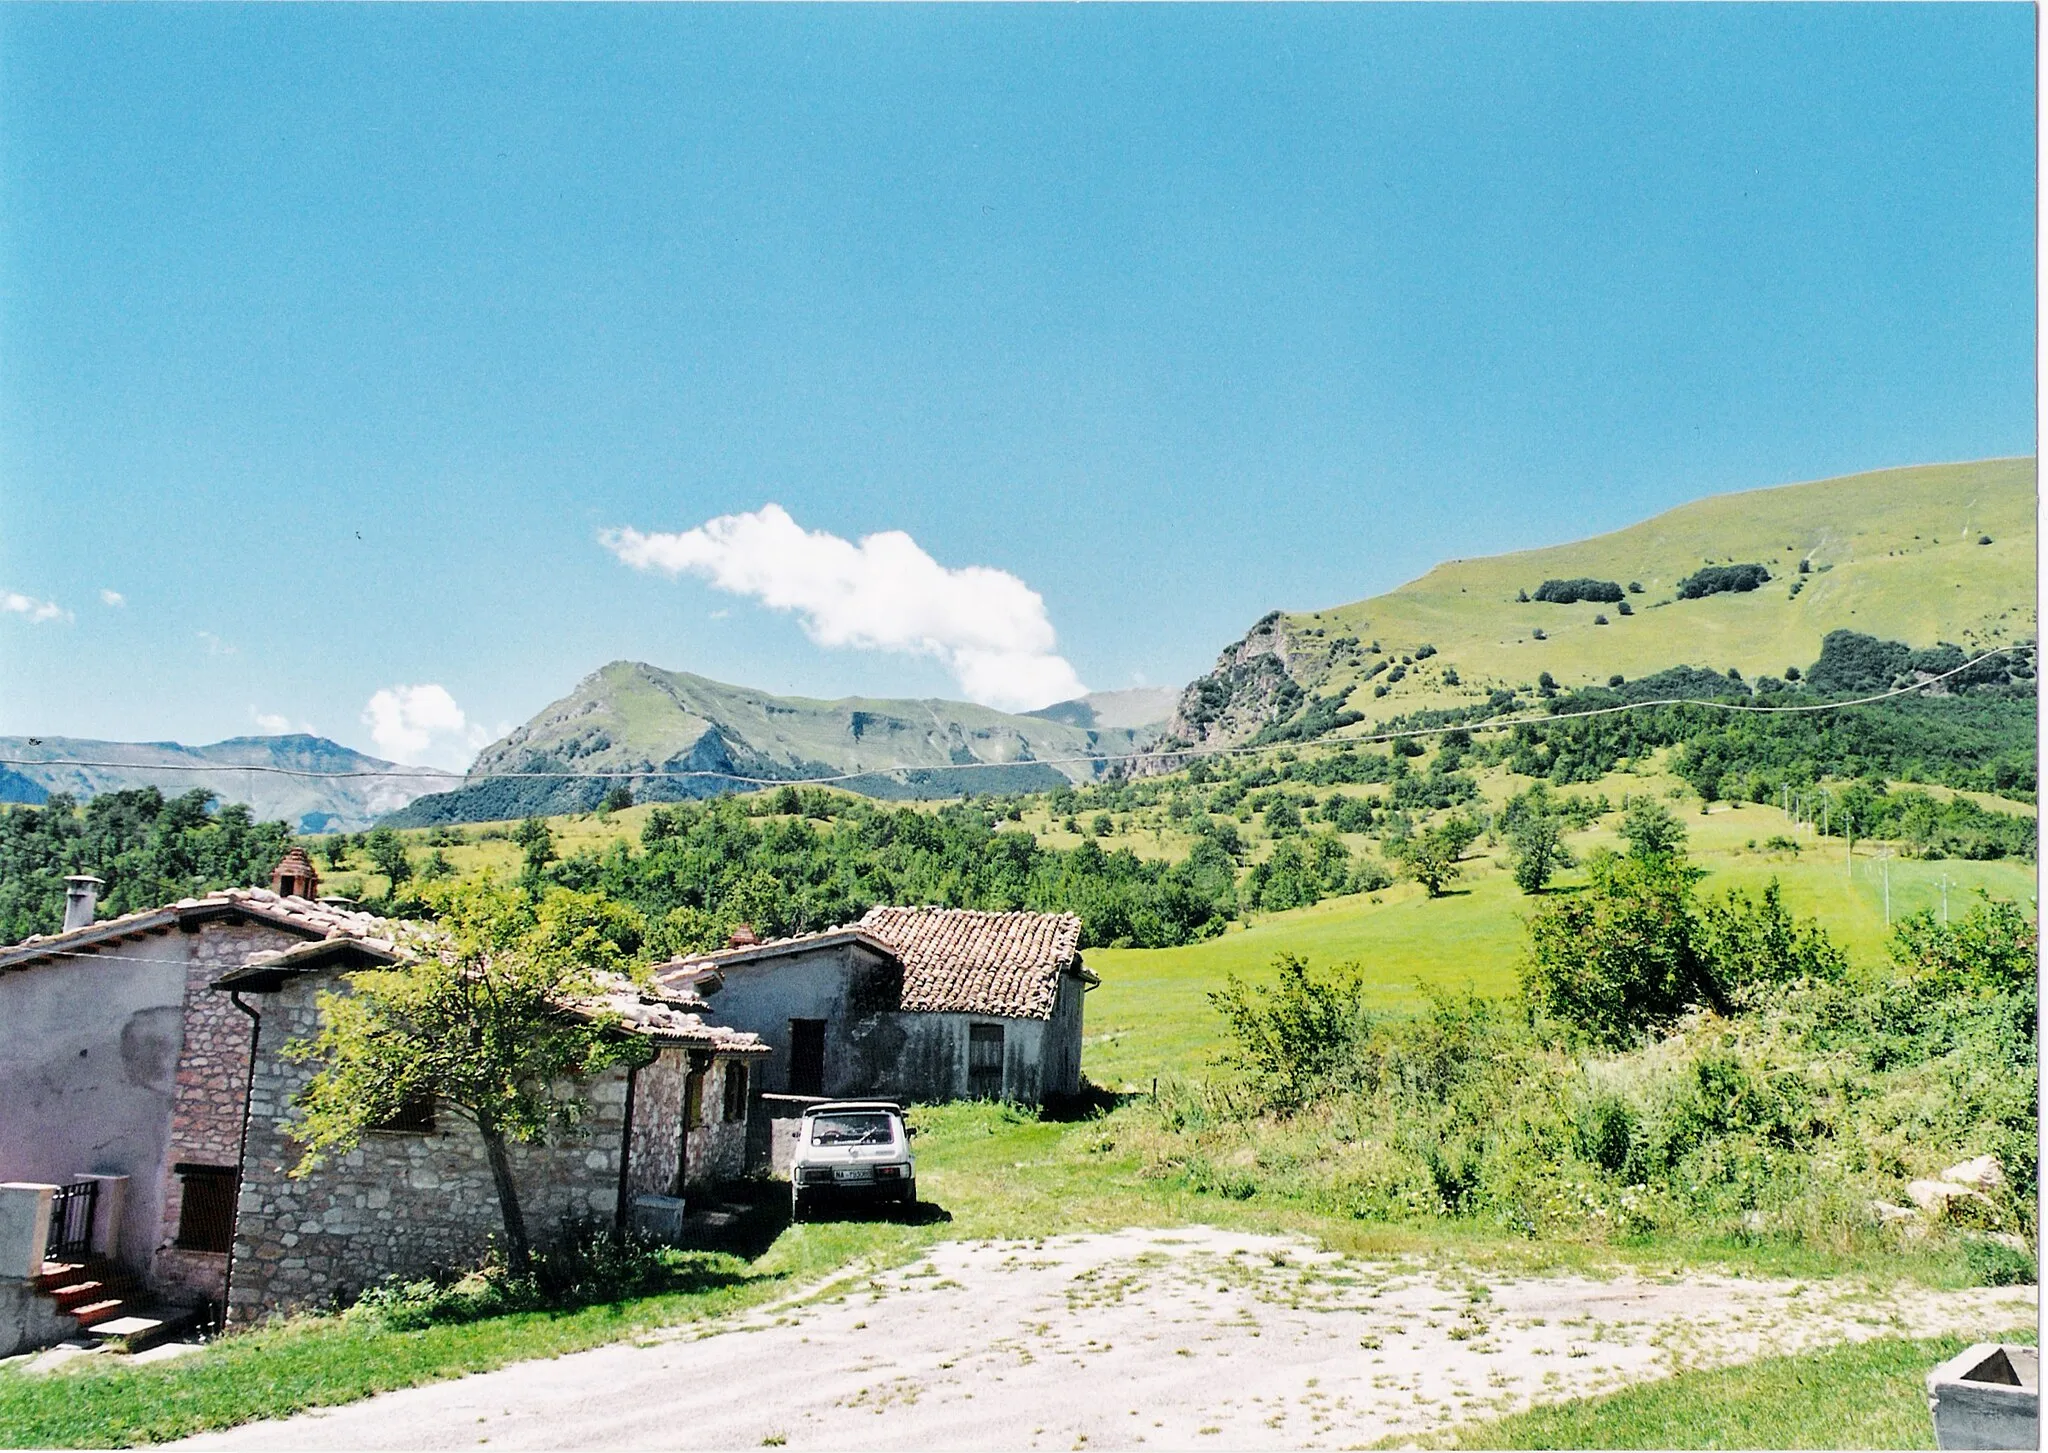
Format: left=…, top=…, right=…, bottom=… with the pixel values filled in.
left=1174, top=458, right=2035, bottom=741
left=386, top=662, right=1158, bottom=825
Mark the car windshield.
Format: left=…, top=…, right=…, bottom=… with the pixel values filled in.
left=809, top=1112, right=897, bottom=1146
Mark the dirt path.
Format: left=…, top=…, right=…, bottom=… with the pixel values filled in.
left=177, top=1227, right=2035, bottom=1450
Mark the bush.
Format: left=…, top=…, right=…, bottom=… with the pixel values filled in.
left=1209, top=953, right=1374, bottom=1110
left=348, top=1219, right=710, bottom=1330
left=1676, top=563, right=1771, bottom=599
left=1532, top=578, right=1625, bottom=605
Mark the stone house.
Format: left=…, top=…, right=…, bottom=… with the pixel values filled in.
left=655, top=907, right=1097, bottom=1113
left=0, top=851, right=390, bottom=1307
left=0, top=849, right=770, bottom=1335
left=214, top=939, right=766, bottom=1322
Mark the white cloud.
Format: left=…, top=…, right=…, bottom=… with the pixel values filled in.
left=197, top=631, right=237, bottom=656
left=99, top=589, right=125, bottom=608
left=600, top=505, right=1086, bottom=712
left=362, top=684, right=495, bottom=771
left=3, top=591, right=70, bottom=624
left=254, top=711, right=292, bottom=734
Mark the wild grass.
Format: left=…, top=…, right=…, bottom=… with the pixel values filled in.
left=1431, top=1326, right=2039, bottom=1449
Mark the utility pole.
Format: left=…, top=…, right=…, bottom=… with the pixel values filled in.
left=1875, top=849, right=1893, bottom=925
left=1940, top=874, right=1950, bottom=924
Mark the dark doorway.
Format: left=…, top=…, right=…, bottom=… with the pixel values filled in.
left=789, top=1018, right=827, bottom=1096
left=968, top=1022, right=1004, bottom=1099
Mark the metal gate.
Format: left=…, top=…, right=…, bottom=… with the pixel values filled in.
left=45, top=1180, right=98, bottom=1261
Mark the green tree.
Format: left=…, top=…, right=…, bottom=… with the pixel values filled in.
left=1398, top=829, right=1463, bottom=898
left=513, top=817, right=557, bottom=878
left=285, top=881, right=648, bottom=1271
left=365, top=827, right=412, bottom=888
left=1508, top=813, right=1570, bottom=895
left=1619, top=798, right=1687, bottom=860
left=1520, top=851, right=1719, bottom=1045
left=323, top=836, right=351, bottom=871
left=1889, top=892, right=2038, bottom=996
left=599, top=784, right=634, bottom=815
left=1690, top=879, right=1846, bottom=1003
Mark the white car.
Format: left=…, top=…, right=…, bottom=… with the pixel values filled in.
left=790, top=1101, right=916, bottom=1221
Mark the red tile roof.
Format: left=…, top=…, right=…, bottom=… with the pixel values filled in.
left=858, top=906, right=1089, bottom=1020
left=0, top=887, right=400, bottom=974
left=651, top=907, right=1093, bottom=1021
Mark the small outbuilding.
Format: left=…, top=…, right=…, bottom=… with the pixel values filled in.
left=655, top=906, right=1097, bottom=1110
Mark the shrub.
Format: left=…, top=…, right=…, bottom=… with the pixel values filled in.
left=1532, top=578, right=1625, bottom=605
left=1593, top=614, right=1609, bottom=626
left=1209, top=953, right=1374, bottom=1110
left=1676, top=563, right=1772, bottom=599
left=348, top=1219, right=717, bottom=1331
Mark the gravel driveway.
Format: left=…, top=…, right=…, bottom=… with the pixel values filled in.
left=177, top=1227, right=2035, bottom=1450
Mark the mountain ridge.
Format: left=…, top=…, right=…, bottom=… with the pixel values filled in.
left=1167, top=458, right=2037, bottom=749
left=383, top=663, right=1168, bottom=826
left=0, top=734, right=452, bottom=832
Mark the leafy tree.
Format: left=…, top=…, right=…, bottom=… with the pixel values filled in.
left=1619, top=798, right=1687, bottom=860
left=1520, top=851, right=1713, bottom=1045
left=513, top=817, right=557, bottom=878
left=1689, top=880, right=1846, bottom=1003
left=1889, top=893, right=2038, bottom=996
left=366, top=828, right=412, bottom=887
left=324, top=837, right=351, bottom=871
left=1508, top=813, right=1570, bottom=895
left=1397, top=828, right=1463, bottom=898
left=600, top=785, right=635, bottom=814
left=0, top=789, right=294, bottom=940
left=1209, top=953, right=1372, bottom=1109
left=285, top=881, right=650, bottom=1270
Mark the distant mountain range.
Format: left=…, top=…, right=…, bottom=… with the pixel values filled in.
left=381, top=665, right=1174, bottom=827
left=14, top=459, right=2033, bottom=833
left=1167, top=458, right=2038, bottom=749
left=0, top=735, right=455, bottom=833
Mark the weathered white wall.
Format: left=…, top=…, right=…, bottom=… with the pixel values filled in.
left=0, top=946, right=186, bottom=1272
left=699, top=945, right=1085, bottom=1105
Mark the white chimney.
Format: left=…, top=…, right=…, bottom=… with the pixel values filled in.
left=63, top=875, right=104, bottom=932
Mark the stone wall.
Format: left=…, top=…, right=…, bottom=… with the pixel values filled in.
left=683, top=1058, right=752, bottom=1187
left=227, top=972, right=631, bottom=1324
left=626, top=1047, right=685, bottom=1199
left=153, top=921, right=302, bottom=1304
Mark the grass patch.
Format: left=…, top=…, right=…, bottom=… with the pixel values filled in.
left=1434, top=1326, right=2038, bottom=1449
left=0, top=1218, right=929, bottom=1449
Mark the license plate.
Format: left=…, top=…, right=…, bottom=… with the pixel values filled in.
left=833, top=1167, right=873, bottom=1183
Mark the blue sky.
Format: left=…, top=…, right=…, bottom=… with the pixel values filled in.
left=1, top=5, right=2034, bottom=767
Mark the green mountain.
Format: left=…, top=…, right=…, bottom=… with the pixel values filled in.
left=1168, top=458, right=2037, bottom=748
left=384, top=662, right=1161, bottom=826
left=0, top=735, right=453, bottom=833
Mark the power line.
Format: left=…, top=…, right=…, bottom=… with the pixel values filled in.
left=1, top=643, right=2031, bottom=790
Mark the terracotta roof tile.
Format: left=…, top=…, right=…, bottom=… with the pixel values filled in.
left=858, top=906, right=1087, bottom=1020
left=0, top=887, right=399, bottom=973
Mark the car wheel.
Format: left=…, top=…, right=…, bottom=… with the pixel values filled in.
left=901, top=1178, right=917, bottom=1208
left=791, top=1187, right=809, bottom=1223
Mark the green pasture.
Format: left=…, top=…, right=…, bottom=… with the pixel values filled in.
left=1085, top=790, right=2035, bottom=1087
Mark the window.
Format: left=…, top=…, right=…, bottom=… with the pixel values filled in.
left=968, top=1022, right=1004, bottom=1099
left=372, top=1092, right=436, bottom=1134
left=683, top=1067, right=706, bottom=1130
left=722, top=1061, right=749, bottom=1122
left=173, top=1164, right=238, bottom=1254
left=789, top=1019, right=826, bottom=1097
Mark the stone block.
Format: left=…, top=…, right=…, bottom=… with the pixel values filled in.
left=0, top=1185, right=56, bottom=1281
left=1928, top=1343, right=2038, bottom=1449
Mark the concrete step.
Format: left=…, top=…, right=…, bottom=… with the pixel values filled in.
left=85, top=1307, right=204, bottom=1354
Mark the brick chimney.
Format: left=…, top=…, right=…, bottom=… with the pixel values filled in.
left=270, top=848, right=321, bottom=901
left=62, top=874, right=104, bottom=932
left=725, top=924, right=759, bottom=950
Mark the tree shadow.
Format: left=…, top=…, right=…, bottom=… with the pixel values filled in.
left=1041, top=1080, right=1137, bottom=1121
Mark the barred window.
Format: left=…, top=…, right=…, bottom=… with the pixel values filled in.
left=372, top=1092, right=437, bottom=1134
left=173, top=1164, right=238, bottom=1254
